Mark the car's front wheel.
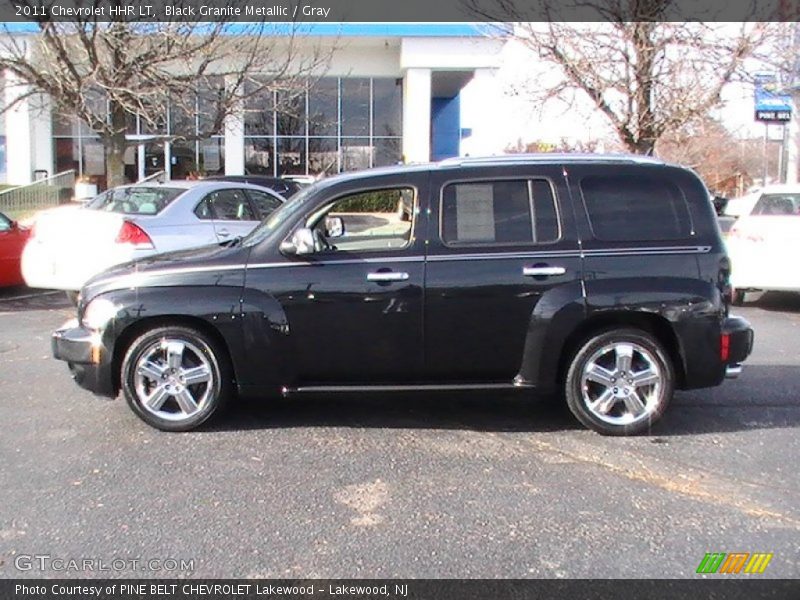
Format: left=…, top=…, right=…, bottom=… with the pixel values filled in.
left=121, top=326, right=231, bottom=431
left=565, top=328, right=674, bottom=436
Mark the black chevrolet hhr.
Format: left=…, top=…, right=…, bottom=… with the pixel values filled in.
left=53, top=155, right=753, bottom=435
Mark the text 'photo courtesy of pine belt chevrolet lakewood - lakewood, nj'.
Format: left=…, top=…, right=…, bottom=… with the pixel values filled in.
left=50, top=154, right=754, bottom=435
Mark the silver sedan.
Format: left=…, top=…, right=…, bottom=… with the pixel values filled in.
left=22, top=180, right=285, bottom=294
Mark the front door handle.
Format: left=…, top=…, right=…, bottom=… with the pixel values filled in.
left=217, top=229, right=231, bottom=238
left=367, top=271, right=410, bottom=282
left=523, top=266, right=566, bottom=277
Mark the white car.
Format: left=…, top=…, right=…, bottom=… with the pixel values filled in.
left=726, top=186, right=800, bottom=303
left=22, top=180, right=284, bottom=296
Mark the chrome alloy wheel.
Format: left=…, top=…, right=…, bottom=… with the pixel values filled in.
left=580, top=342, right=663, bottom=426
left=133, top=339, right=215, bottom=422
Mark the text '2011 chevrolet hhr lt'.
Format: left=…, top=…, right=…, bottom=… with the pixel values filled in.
left=53, top=155, right=753, bottom=435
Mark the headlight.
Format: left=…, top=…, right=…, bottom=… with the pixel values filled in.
left=81, top=298, right=118, bottom=330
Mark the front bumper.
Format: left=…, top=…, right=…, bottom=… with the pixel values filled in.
left=722, top=315, right=754, bottom=378
left=52, top=319, right=116, bottom=397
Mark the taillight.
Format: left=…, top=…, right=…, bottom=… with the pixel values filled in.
left=115, top=221, right=154, bottom=248
left=720, top=333, right=731, bottom=362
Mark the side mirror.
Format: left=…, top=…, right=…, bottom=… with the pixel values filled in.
left=279, top=227, right=315, bottom=256
left=324, top=216, right=344, bottom=238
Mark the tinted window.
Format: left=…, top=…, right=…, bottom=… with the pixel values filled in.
left=751, top=193, right=800, bottom=216
left=87, top=187, right=183, bottom=215
left=195, top=189, right=255, bottom=221
left=247, top=190, right=283, bottom=219
left=580, top=175, right=693, bottom=241
left=441, top=179, right=560, bottom=245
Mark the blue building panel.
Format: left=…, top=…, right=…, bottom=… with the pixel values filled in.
left=431, top=95, right=461, bottom=161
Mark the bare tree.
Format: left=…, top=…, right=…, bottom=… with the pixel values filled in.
left=467, top=0, right=778, bottom=155
left=0, top=3, right=332, bottom=186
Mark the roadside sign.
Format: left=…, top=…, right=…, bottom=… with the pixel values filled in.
left=754, top=73, right=792, bottom=122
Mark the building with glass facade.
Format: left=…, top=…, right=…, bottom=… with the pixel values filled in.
left=2, top=24, right=505, bottom=186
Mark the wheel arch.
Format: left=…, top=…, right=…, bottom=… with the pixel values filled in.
left=112, top=315, right=236, bottom=396
left=557, top=311, right=686, bottom=390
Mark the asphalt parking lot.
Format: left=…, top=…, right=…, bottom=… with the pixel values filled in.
left=0, top=287, right=798, bottom=579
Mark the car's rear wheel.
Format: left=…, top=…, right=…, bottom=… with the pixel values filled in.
left=565, top=328, right=674, bottom=436
left=121, top=326, right=231, bottom=431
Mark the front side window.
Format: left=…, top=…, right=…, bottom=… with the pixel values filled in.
left=310, top=187, right=415, bottom=252
left=580, top=174, right=693, bottom=241
left=441, top=179, right=560, bottom=245
left=247, top=190, right=283, bottom=220
left=195, top=189, right=255, bottom=222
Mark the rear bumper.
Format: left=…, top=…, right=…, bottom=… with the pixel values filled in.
left=52, top=319, right=116, bottom=397
left=722, top=315, right=754, bottom=378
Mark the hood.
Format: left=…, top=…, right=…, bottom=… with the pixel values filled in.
left=81, top=243, right=250, bottom=302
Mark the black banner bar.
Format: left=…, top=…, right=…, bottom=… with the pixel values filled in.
left=3, top=580, right=800, bottom=600
left=0, top=0, right=797, bottom=23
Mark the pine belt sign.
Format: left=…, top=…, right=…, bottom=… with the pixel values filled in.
left=754, top=73, right=792, bottom=122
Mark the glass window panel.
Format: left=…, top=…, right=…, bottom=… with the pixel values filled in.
left=201, top=189, right=255, bottom=221
left=581, top=174, right=693, bottom=241
left=373, top=137, right=401, bottom=167
left=245, top=137, right=274, bottom=175
left=169, top=141, right=197, bottom=180
left=199, top=137, right=224, bottom=175
left=276, top=88, right=307, bottom=137
left=53, top=113, right=81, bottom=137
left=198, top=77, right=226, bottom=135
left=341, top=138, right=371, bottom=172
left=169, top=98, right=196, bottom=139
left=277, top=137, right=306, bottom=176
left=55, top=138, right=80, bottom=173
left=308, top=78, right=338, bottom=137
left=308, top=138, right=338, bottom=175
left=319, top=187, right=415, bottom=252
left=372, top=78, right=402, bottom=137
left=341, top=78, right=370, bottom=137
left=244, top=80, right=274, bottom=136
left=81, top=140, right=106, bottom=177
left=247, top=189, right=283, bottom=220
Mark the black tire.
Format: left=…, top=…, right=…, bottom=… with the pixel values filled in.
left=120, top=325, right=232, bottom=432
left=564, top=328, right=674, bottom=436
left=65, top=290, right=79, bottom=305
left=732, top=289, right=746, bottom=306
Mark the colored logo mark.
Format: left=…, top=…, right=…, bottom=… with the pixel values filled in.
left=696, top=552, right=773, bottom=574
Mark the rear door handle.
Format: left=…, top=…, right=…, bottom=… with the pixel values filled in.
left=367, top=271, right=410, bottom=282
left=217, top=229, right=231, bottom=238
left=523, top=266, right=566, bottom=277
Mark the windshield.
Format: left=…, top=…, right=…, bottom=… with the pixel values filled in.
left=241, top=184, right=319, bottom=247
left=751, top=193, right=800, bottom=216
left=86, top=187, right=184, bottom=215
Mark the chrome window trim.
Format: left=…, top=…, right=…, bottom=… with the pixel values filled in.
left=438, top=175, right=564, bottom=248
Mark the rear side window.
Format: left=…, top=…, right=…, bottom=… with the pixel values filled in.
left=87, top=187, right=183, bottom=215
left=195, top=189, right=255, bottom=221
left=441, top=179, right=560, bottom=245
left=751, top=193, right=800, bottom=216
left=580, top=175, right=693, bottom=241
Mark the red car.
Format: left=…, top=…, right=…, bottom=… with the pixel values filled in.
left=0, top=211, right=30, bottom=287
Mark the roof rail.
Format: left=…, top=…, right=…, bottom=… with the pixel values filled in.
left=438, top=153, right=665, bottom=167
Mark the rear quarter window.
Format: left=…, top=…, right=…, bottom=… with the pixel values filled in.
left=580, top=174, right=694, bottom=242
